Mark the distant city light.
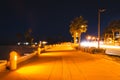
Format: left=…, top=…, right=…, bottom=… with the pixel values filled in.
left=80, top=41, right=120, bottom=49
left=35, top=42, right=37, bottom=45
left=17, top=42, right=21, bottom=45
left=42, top=41, right=47, bottom=44
left=80, top=41, right=103, bottom=48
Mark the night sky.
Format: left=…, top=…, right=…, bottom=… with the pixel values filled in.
left=0, top=0, right=120, bottom=44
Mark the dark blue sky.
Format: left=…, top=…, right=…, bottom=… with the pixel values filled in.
left=0, top=0, right=120, bottom=44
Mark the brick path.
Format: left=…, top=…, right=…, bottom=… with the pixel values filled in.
left=0, top=45, right=120, bottom=80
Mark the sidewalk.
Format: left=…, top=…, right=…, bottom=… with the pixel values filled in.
left=0, top=44, right=120, bottom=80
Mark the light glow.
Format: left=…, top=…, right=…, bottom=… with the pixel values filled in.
left=42, top=41, right=47, bottom=44
left=80, top=41, right=103, bottom=48
left=80, top=41, right=120, bottom=49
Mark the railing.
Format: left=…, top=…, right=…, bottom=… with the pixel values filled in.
left=0, top=45, right=53, bottom=71
left=17, top=51, right=37, bottom=64
left=0, top=60, right=7, bottom=72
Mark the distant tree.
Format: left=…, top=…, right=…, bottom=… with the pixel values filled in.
left=24, top=28, right=34, bottom=44
left=69, top=16, right=88, bottom=44
left=103, top=20, right=120, bottom=45
left=16, top=33, right=23, bottom=42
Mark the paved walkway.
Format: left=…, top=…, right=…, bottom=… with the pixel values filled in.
left=0, top=44, right=120, bottom=80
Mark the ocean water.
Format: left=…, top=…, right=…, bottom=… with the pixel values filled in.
left=0, top=45, right=36, bottom=60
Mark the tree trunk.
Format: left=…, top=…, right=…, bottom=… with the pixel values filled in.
left=78, top=33, right=81, bottom=48
left=73, top=33, right=77, bottom=44
left=112, top=30, right=115, bottom=45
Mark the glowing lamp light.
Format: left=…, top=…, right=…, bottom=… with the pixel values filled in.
left=35, top=42, right=37, bottom=45
left=42, top=41, right=47, bottom=44
left=87, top=36, right=91, bottom=40
left=92, top=37, right=95, bottom=40
left=17, top=42, right=21, bottom=45
left=25, top=42, right=29, bottom=45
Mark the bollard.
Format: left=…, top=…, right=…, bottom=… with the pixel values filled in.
left=37, top=47, right=41, bottom=55
left=9, top=51, right=17, bottom=70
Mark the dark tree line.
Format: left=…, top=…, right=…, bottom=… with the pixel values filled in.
left=16, top=28, right=34, bottom=44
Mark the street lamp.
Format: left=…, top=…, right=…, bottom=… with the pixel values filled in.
left=98, top=8, right=105, bottom=48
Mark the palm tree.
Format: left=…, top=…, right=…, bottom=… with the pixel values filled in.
left=69, top=16, right=88, bottom=45
left=103, top=20, right=120, bottom=45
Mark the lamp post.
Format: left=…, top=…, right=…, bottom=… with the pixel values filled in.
left=98, top=9, right=105, bottom=48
